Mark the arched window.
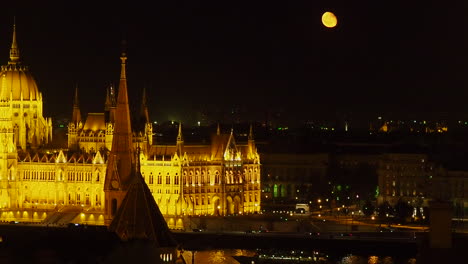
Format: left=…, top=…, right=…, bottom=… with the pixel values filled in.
left=149, top=173, right=154, bottom=184
left=157, top=173, right=162, bottom=185
left=166, top=173, right=170, bottom=184
left=215, top=171, right=220, bottom=184
left=175, top=173, right=179, bottom=185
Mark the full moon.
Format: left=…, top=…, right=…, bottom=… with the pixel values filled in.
left=321, top=11, right=338, bottom=28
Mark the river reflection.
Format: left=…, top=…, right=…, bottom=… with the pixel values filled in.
left=181, top=249, right=417, bottom=264
left=339, top=254, right=417, bottom=264
left=181, top=249, right=256, bottom=264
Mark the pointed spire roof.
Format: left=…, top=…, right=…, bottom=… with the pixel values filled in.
left=248, top=123, right=254, bottom=141
left=105, top=84, right=111, bottom=110
left=176, top=122, right=184, bottom=156
left=109, top=163, right=177, bottom=246
left=72, top=85, right=82, bottom=124
left=9, top=18, right=20, bottom=64
left=105, top=83, right=117, bottom=109
left=104, top=49, right=134, bottom=189
left=176, top=122, right=183, bottom=143
left=73, top=85, right=79, bottom=106
left=217, top=123, right=221, bottom=135
left=140, top=86, right=150, bottom=124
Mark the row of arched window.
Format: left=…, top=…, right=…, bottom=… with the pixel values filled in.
left=244, top=193, right=259, bottom=202
left=144, top=172, right=180, bottom=185
left=23, top=192, right=101, bottom=206
left=67, top=171, right=94, bottom=182
left=22, top=170, right=55, bottom=181
left=160, top=253, right=172, bottom=262
left=67, top=193, right=101, bottom=206
left=21, top=170, right=101, bottom=183
left=142, top=167, right=260, bottom=186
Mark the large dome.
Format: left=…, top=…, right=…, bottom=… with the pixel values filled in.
left=0, top=64, right=40, bottom=101
left=0, top=23, right=40, bottom=101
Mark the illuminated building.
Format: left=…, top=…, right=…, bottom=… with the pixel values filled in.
left=0, top=24, right=261, bottom=229
left=377, top=153, right=432, bottom=207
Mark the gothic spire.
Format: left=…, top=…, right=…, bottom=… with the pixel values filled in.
left=73, top=84, right=79, bottom=107
left=72, top=85, right=81, bottom=124
left=247, top=123, right=256, bottom=159
left=176, top=122, right=184, bottom=156
left=105, top=49, right=134, bottom=188
left=105, top=84, right=111, bottom=110
left=139, top=86, right=150, bottom=124
left=9, top=18, right=20, bottom=64
left=248, top=123, right=254, bottom=141
left=177, top=122, right=183, bottom=143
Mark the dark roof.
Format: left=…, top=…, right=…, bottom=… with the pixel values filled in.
left=109, top=172, right=178, bottom=247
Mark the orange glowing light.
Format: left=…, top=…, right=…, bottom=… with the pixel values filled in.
left=321, top=11, right=338, bottom=28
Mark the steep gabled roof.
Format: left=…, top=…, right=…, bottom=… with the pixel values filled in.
left=109, top=171, right=177, bottom=247
left=210, top=133, right=230, bottom=160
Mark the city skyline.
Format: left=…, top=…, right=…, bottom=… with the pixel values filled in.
left=1, top=1, right=466, bottom=125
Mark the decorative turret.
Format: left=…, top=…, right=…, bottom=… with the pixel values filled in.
left=104, top=83, right=116, bottom=123
left=139, top=87, right=150, bottom=125
left=71, top=85, right=81, bottom=125
left=247, top=123, right=257, bottom=160
left=67, top=85, right=82, bottom=150
left=142, top=87, right=153, bottom=147
left=9, top=20, right=20, bottom=64
left=134, top=86, right=153, bottom=149
left=176, top=122, right=184, bottom=156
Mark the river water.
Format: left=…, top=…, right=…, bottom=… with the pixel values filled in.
left=181, top=249, right=418, bottom=264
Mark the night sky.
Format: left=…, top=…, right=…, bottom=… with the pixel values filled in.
left=0, top=1, right=466, bottom=126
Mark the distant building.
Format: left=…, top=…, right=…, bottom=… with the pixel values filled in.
left=377, top=153, right=468, bottom=218
left=261, top=153, right=328, bottom=204
left=377, top=153, right=433, bottom=207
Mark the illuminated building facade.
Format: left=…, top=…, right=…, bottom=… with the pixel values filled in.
left=377, top=153, right=433, bottom=207
left=0, top=24, right=261, bottom=229
left=377, top=153, right=468, bottom=217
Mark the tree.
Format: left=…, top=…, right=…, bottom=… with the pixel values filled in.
left=394, top=199, right=413, bottom=223
left=362, top=200, right=375, bottom=217
left=377, top=201, right=393, bottom=218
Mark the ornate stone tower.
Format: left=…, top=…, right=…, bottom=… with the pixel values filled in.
left=0, top=22, right=52, bottom=150
left=67, top=86, right=82, bottom=150
left=104, top=50, right=136, bottom=224
left=104, top=83, right=117, bottom=151
left=138, top=87, right=153, bottom=152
